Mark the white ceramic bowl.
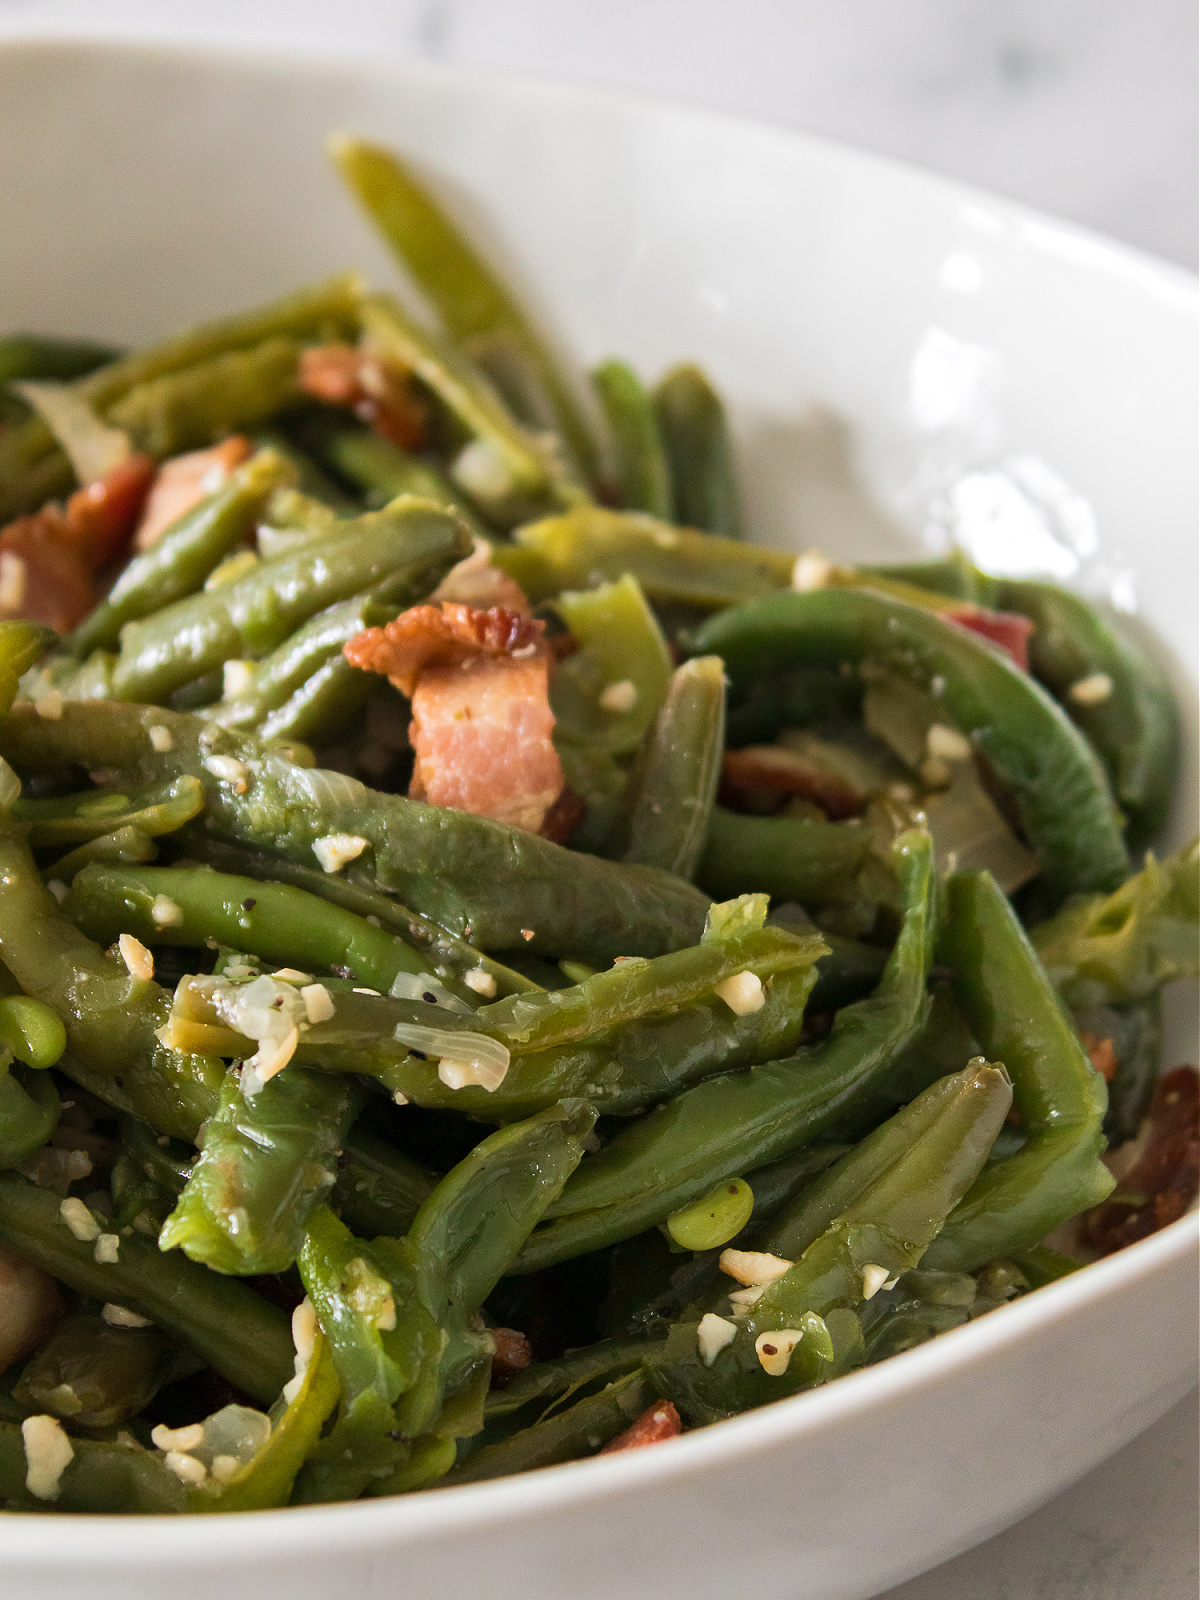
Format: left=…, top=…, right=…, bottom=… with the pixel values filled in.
left=0, top=38, right=1195, bottom=1600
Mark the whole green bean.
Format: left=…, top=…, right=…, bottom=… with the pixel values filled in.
left=110, top=498, right=469, bottom=703
left=108, top=337, right=304, bottom=458
left=592, top=361, right=672, bottom=517
left=65, top=863, right=454, bottom=1000
left=654, top=363, right=742, bottom=538
left=511, top=830, right=935, bottom=1270
left=0, top=1421, right=187, bottom=1513
left=444, top=1371, right=654, bottom=1483
left=160, top=1067, right=362, bottom=1275
left=693, top=589, right=1130, bottom=898
left=0, top=1175, right=292, bottom=1401
left=13, top=1311, right=182, bottom=1429
left=0, top=702, right=711, bottom=961
left=331, top=136, right=598, bottom=482
left=70, top=448, right=295, bottom=656
left=607, top=655, right=726, bottom=879
left=921, top=871, right=1115, bottom=1271
left=698, top=807, right=873, bottom=906
left=201, top=593, right=397, bottom=734
left=493, top=507, right=792, bottom=608
left=176, top=837, right=540, bottom=999
left=16, top=775, right=204, bottom=845
left=996, top=578, right=1180, bottom=844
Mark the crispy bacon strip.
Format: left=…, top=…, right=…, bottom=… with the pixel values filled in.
left=134, top=436, right=252, bottom=551
left=721, top=745, right=862, bottom=819
left=488, top=1327, right=533, bottom=1388
left=0, top=454, right=156, bottom=632
left=598, top=1400, right=682, bottom=1454
left=946, top=605, right=1034, bottom=672
left=1081, top=1066, right=1200, bottom=1256
left=345, top=602, right=571, bottom=837
left=299, top=343, right=427, bottom=452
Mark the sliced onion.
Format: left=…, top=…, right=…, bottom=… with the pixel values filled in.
left=12, top=380, right=132, bottom=483
left=392, top=1023, right=510, bottom=1092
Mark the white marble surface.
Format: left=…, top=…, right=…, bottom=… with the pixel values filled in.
left=0, top=5, right=1195, bottom=1597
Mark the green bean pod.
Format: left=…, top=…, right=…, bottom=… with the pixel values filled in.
left=0, top=702, right=711, bottom=961
left=654, top=363, right=742, bottom=538
left=997, top=578, right=1180, bottom=844
left=606, top=655, right=726, bottom=880
left=693, top=589, right=1130, bottom=899
left=0, top=1421, right=188, bottom=1513
left=109, top=498, right=469, bottom=704
left=698, top=808, right=873, bottom=906
left=331, top=136, right=598, bottom=482
left=70, top=448, right=295, bottom=656
left=445, top=1371, right=654, bottom=1483
left=160, top=1068, right=362, bottom=1275
left=511, top=831, right=935, bottom=1270
left=921, top=870, right=1115, bottom=1271
left=43, top=825, right=159, bottom=883
left=16, top=776, right=205, bottom=846
left=13, top=1311, right=182, bottom=1429
left=0, top=1175, right=292, bottom=1401
left=592, top=361, right=672, bottom=518
left=494, top=507, right=792, bottom=608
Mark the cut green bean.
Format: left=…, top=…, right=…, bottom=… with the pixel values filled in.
left=592, top=361, right=672, bottom=517
left=654, top=363, right=742, bottom=538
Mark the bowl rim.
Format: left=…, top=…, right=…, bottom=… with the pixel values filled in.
left=0, top=31, right=1195, bottom=1556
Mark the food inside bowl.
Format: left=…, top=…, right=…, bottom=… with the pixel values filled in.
left=0, top=136, right=1194, bottom=1515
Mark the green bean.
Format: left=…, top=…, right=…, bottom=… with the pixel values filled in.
left=16, top=775, right=204, bottom=845
left=550, top=575, right=674, bottom=755
left=107, top=337, right=304, bottom=458
left=0, top=994, right=67, bottom=1070
left=698, top=808, right=873, bottom=906
left=725, top=666, right=863, bottom=746
left=592, top=361, right=672, bottom=517
left=693, top=589, right=1130, bottom=899
left=0, top=620, right=55, bottom=714
left=445, top=1371, right=654, bottom=1483
left=493, top=507, right=792, bottom=608
left=318, top=427, right=487, bottom=530
left=0, top=334, right=117, bottom=385
left=361, top=294, right=551, bottom=513
left=606, top=656, right=726, bottom=880
left=654, top=364, right=742, bottom=538
left=511, top=830, right=935, bottom=1270
left=332, top=1129, right=436, bottom=1238
left=43, top=826, right=159, bottom=883
left=0, top=703, right=712, bottom=961
left=0, top=1420, right=188, bottom=1513
left=109, top=498, right=469, bottom=704
left=160, top=1067, right=361, bottom=1275
left=175, top=837, right=540, bottom=999
left=331, top=136, right=598, bottom=482
left=996, top=578, right=1180, bottom=844
left=198, top=592, right=396, bottom=733
left=0, top=1175, right=292, bottom=1401
left=65, top=863, right=453, bottom=1000
left=254, top=429, right=360, bottom=510
left=0, top=1065, right=60, bottom=1169
left=482, top=1338, right=653, bottom=1423
left=13, top=1311, right=182, bottom=1429
left=70, top=448, right=295, bottom=656
left=649, top=1059, right=1011, bottom=1422
left=0, top=821, right=224, bottom=1142
left=922, top=870, right=1115, bottom=1272
left=865, top=553, right=998, bottom=606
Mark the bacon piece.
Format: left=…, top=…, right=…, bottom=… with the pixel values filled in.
left=1081, top=1066, right=1200, bottom=1256
left=489, top=1327, right=533, bottom=1388
left=598, top=1400, right=682, bottom=1454
left=134, top=436, right=252, bottom=551
left=1079, top=1030, right=1118, bottom=1082
left=345, top=603, right=568, bottom=836
left=299, top=343, right=427, bottom=452
left=947, top=605, right=1034, bottom=672
left=62, top=453, right=156, bottom=568
left=721, top=745, right=862, bottom=819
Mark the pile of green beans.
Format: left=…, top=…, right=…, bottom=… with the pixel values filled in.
left=0, top=132, right=1193, bottom=1518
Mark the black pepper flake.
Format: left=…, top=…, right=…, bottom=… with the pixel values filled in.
left=422, top=992, right=437, bottom=1004
left=410, top=1050, right=427, bottom=1061
left=242, top=898, right=257, bottom=912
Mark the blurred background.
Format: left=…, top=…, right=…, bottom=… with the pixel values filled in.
left=0, top=4, right=1193, bottom=1598
left=0, top=0, right=1195, bottom=265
